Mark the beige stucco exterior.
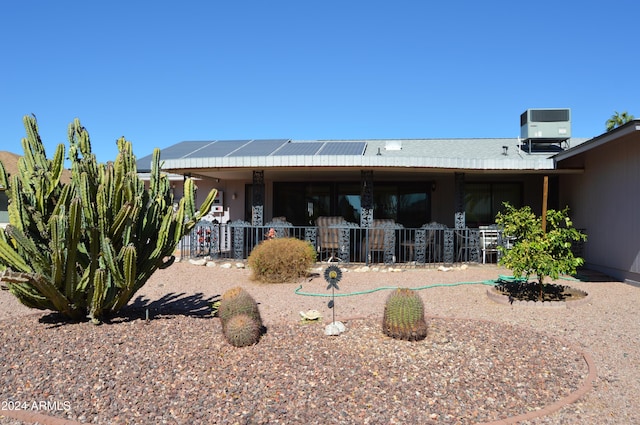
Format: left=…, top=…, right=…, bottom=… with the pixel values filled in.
left=557, top=121, right=640, bottom=284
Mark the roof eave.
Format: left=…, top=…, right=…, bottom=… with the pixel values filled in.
left=162, top=155, right=556, bottom=172
left=554, top=121, right=640, bottom=162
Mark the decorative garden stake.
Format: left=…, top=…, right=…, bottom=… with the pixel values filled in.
left=323, top=265, right=346, bottom=336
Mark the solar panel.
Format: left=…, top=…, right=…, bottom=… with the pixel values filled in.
left=183, top=140, right=250, bottom=158
left=158, top=141, right=212, bottom=160
left=318, top=141, right=367, bottom=155
left=271, top=142, right=324, bottom=156
left=228, top=139, right=289, bottom=157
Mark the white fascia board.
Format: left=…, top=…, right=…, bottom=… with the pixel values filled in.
left=162, top=155, right=555, bottom=171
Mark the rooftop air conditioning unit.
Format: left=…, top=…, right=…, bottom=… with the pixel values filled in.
left=520, top=108, right=571, bottom=140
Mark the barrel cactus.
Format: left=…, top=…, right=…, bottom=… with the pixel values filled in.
left=218, top=287, right=262, bottom=330
left=223, top=313, right=263, bottom=347
left=382, top=288, right=428, bottom=341
left=0, top=115, right=217, bottom=323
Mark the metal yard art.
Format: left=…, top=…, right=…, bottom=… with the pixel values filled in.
left=323, top=265, right=346, bottom=335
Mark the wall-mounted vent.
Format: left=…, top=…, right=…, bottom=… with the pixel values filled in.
left=520, top=108, right=571, bottom=140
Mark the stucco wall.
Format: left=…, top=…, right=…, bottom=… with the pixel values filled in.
left=560, top=137, right=640, bottom=284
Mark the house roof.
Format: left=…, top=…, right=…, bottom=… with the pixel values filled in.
left=0, top=151, right=21, bottom=180
left=138, top=137, right=589, bottom=175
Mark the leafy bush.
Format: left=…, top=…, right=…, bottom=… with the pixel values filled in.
left=247, top=237, right=316, bottom=283
left=382, top=288, right=428, bottom=341
left=0, top=116, right=217, bottom=323
left=495, top=203, right=587, bottom=301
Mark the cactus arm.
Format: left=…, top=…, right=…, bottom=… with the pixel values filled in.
left=48, top=144, right=65, bottom=196
left=109, top=202, right=133, bottom=238
left=49, top=215, right=65, bottom=288
left=64, top=197, right=82, bottom=297
left=89, top=268, right=107, bottom=324
left=100, top=234, right=124, bottom=288
left=3, top=225, right=43, bottom=273
left=7, top=176, right=25, bottom=233
left=182, top=178, right=196, bottom=220
left=1, top=270, right=51, bottom=309
left=111, top=245, right=137, bottom=311
left=96, top=184, right=109, bottom=235
left=0, top=159, right=7, bottom=190
left=0, top=232, right=32, bottom=273
left=150, top=148, right=162, bottom=195
left=3, top=269, right=78, bottom=318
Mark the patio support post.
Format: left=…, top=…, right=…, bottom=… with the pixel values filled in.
left=454, top=172, right=465, bottom=229
left=361, top=170, right=374, bottom=265
left=542, top=175, right=548, bottom=233
left=252, top=170, right=264, bottom=226
left=444, top=172, right=466, bottom=264
left=360, top=170, right=374, bottom=228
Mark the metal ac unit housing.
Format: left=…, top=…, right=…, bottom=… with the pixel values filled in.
left=520, top=108, right=571, bottom=140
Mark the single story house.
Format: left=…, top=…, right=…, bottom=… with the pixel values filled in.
left=135, top=111, right=639, bottom=284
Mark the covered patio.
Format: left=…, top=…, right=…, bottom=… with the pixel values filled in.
left=136, top=137, right=587, bottom=266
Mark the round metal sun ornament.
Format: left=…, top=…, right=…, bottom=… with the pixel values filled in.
left=324, top=265, right=342, bottom=290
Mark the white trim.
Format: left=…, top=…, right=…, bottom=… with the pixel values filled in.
left=163, top=155, right=556, bottom=171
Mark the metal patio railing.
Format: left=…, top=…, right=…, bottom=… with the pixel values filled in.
left=179, top=220, right=520, bottom=267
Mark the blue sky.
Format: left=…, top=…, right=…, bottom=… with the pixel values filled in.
left=1, top=1, right=638, bottom=163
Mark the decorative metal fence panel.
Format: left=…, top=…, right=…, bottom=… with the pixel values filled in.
left=180, top=221, right=507, bottom=266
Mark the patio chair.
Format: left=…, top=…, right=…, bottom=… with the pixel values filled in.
left=264, top=216, right=291, bottom=238
left=479, top=226, right=500, bottom=264
left=363, top=219, right=396, bottom=263
left=406, top=222, right=445, bottom=264
left=455, top=227, right=476, bottom=262
left=423, top=222, right=446, bottom=262
left=316, top=216, right=347, bottom=262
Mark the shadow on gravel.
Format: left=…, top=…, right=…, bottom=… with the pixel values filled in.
left=573, top=268, right=618, bottom=283
left=38, top=292, right=220, bottom=326
left=124, top=292, right=220, bottom=319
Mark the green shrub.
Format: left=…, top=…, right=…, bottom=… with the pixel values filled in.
left=495, top=203, right=587, bottom=301
left=382, top=288, right=428, bottom=341
left=223, top=313, right=262, bottom=347
left=218, top=286, right=262, bottom=330
left=247, top=237, right=316, bottom=283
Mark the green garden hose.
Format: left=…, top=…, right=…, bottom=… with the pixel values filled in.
left=294, top=274, right=526, bottom=298
left=294, top=272, right=585, bottom=298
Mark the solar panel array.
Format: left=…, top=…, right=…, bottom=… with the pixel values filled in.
left=147, top=139, right=370, bottom=162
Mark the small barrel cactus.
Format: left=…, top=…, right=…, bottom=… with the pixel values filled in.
left=382, top=288, right=428, bottom=341
left=218, top=287, right=262, bottom=331
left=223, top=313, right=263, bottom=347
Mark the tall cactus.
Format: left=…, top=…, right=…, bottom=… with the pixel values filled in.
left=0, top=115, right=217, bottom=323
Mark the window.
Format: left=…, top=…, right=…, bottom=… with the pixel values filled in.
left=0, top=190, right=8, bottom=223
left=337, top=183, right=361, bottom=224
left=465, top=182, right=522, bottom=227
left=273, top=181, right=431, bottom=227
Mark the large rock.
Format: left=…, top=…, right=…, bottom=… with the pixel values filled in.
left=324, top=321, right=346, bottom=336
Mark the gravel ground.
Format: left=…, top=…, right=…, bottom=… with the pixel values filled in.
left=0, top=261, right=638, bottom=424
